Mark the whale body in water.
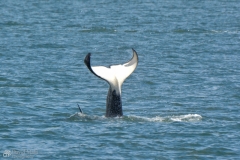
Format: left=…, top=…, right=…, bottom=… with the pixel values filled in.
left=84, top=49, right=138, bottom=117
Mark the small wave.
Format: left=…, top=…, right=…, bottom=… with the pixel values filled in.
left=173, top=28, right=239, bottom=34
left=68, top=113, right=202, bottom=123
left=211, top=30, right=239, bottom=34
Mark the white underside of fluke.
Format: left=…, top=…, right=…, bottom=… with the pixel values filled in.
left=91, top=49, right=138, bottom=95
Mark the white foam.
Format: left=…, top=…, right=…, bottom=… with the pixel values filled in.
left=126, top=114, right=202, bottom=122
left=170, top=114, right=202, bottom=122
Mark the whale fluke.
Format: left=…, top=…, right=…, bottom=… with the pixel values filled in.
left=84, top=49, right=138, bottom=117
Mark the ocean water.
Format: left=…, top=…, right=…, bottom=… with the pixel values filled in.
left=1, top=0, right=240, bottom=159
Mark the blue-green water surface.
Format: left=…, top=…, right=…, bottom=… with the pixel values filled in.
left=1, top=0, right=240, bottom=159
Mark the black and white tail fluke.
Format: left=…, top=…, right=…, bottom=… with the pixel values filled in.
left=84, top=49, right=138, bottom=117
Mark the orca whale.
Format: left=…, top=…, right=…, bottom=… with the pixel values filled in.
left=84, top=49, right=138, bottom=117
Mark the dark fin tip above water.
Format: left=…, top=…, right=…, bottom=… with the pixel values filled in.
left=77, top=104, right=83, bottom=113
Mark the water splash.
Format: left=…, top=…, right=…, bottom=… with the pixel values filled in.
left=68, top=113, right=202, bottom=123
